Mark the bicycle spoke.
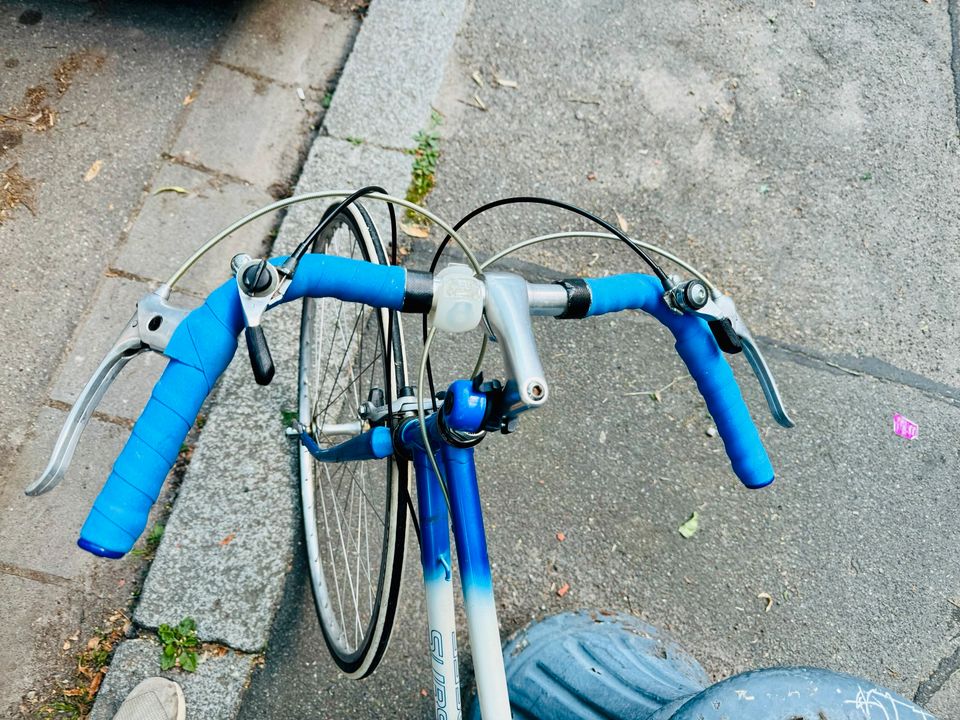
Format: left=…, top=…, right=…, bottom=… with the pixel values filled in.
left=316, top=348, right=383, bottom=421
left=315, top=301, right=363, bottom=422
left=326, top=465, right=363, bottom=644
left=318, top=462, right=346, bottom=646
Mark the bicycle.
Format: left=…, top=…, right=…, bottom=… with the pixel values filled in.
left=29, top=189, right=926, bottom=719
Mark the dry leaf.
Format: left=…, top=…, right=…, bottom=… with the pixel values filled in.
left=62, top=640, right=72, bottom=651
left=83, top=159, right=102, bottom=182
left=615, top=211, right=629, bottom=232
left=153, top=186, right=189, bottom=196
left=556, top=532, right=566, bottom=542
left=63, top=687, right=86, bottom=697
left=758, top=592, right=774, bottom=612
left=557, top=582, right=570, bottom=598
left=400, top=223, right=430, bottom=238
left=86, top=636, right=101, bottom=651
left=88, top=670, right=104, bottom=695
left=183, top=93, right=196, bottom=106
left=471, top=70, right=484, bottom=87
left=494, top=73, right=518, bottom=88
left=219, top=533, right=236, bottom=546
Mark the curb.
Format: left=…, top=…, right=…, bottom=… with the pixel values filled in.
left=89, top=0, right=468, bottom=717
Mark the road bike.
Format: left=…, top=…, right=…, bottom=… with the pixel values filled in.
left=27, top=190, right=933, bottom=719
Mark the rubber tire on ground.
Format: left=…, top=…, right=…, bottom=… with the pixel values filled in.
left=297, top=201, right=408, bottom=678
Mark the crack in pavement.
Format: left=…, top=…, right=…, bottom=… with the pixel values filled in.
left=0, top=560, right=74, bottom=588
left=761, top=337, right=960, bottom=409
left=948, top=0, right=960, bottom=136
left=915, top=643, right=960, bottom=707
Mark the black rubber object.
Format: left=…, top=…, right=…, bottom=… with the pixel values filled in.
left=708, top=318, right=743, bottom=354
left=555, top=278, right=591, bottom=319
left=245, top=325, right=275, bottom=385
left=401, top=269, right=434, bottom=313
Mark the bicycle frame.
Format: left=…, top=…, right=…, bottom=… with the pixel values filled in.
left=54, top=246, right=785, bottom=715
left=316, top=379, right=512, bottom=718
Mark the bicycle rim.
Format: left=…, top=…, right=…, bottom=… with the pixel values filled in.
left=297, top=202, right=408, bottom=677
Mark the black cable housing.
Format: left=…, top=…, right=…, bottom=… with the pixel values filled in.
left=421, top=195, right=673, bottom=406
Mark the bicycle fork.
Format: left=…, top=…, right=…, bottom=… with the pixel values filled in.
left=409, top=442, right=511, bottom=719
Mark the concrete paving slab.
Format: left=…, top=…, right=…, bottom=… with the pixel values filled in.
left=49, top=276, right=201, bottom=422
left=2, top=0, right=366, bottom=714
left=0, top=407, right=126, bottom=581
left=217, top=0, right=358, bottom=89
left=89, top=638, right=255, bottom=720
left=272, top=136, right=414, bottom=255
left=112, top=162, right=275, bottom=296
left=0, top=573, right=83, bottom=717
left=133, top=85, right=421, bottom=687
left=171, top=63, right=319, bottom=191
left=0, top=1, right=230, bottom=460
left=322, top=0, right=468, bottom=149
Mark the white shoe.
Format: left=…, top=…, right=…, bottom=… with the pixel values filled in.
left=112, top=677, right=186, bottom=720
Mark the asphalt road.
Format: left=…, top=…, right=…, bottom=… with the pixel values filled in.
left=243, top=1, right=960, bottom=717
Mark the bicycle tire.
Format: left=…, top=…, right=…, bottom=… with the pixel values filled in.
left=297, top=201, right=409, bottom=678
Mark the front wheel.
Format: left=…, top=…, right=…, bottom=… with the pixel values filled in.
left=297, top=201, right=408, bottom=678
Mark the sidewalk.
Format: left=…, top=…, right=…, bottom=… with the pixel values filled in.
left=0, top=0, right=358, bottom=715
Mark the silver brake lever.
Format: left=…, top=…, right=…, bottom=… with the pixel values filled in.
left=667, top=279, right=794, bottom=429
left=25, top=287, right=190, bottom=496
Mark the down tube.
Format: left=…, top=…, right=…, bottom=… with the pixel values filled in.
left=440, top=444, right=511, bottom=719
left=413, top=449, right=462, bottom=720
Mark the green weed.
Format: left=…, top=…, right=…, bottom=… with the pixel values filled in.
left=405, top=110, right=442, bottom=225
left=131, top=523, right=164, bottom=558
left=158, top=617, right=199, bottom=672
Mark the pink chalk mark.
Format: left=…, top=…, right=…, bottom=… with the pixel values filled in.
left=893, top=413, right=918, bottom=440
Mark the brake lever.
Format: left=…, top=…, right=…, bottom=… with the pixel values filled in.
left=25, top=287, right=190, bottom=496
left=666, top=279, right=795, bottom=429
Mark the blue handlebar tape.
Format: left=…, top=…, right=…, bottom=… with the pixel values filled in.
left=585, top=274, right=774, bottom=489
left=78, top=254, right=407, bottom=558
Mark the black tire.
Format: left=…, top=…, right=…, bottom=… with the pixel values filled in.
left=297, top=202, right=408, bottom=677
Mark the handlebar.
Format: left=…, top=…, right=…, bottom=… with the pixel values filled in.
left=78, top=255, right=409, bottom=558
left=76, top=257, right=777, bottom=558
left=583, top=274, right=774, bottom=489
